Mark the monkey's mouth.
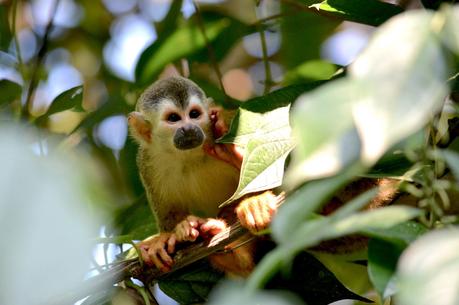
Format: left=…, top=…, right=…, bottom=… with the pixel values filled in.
left=175, top=137, right=203, bottom=150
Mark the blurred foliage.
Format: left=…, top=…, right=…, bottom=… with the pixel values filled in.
left=1, top=1, right=459, bottom=305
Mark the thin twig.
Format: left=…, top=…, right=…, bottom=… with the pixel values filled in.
left=192, top=1, right=229, bottom=104
left=257, top=20, right=273, bottom=94
left=11, top=0, right=23, bottom=68
left=22, top=0, right=61, bottom=118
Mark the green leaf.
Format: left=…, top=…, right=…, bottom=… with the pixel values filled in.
left=0, top=79, right=21, bottom=106
left=349, top=10, right=449, bottom=164
left=396, top=229, right=459, bottom=305
left=113, top=195, right=157, bottom=240
left=303, top=0, right=403, bottom=26
left=218, top=106, right=294, bottom=205
left=159, top=261, right=223, bottom=305
left=0, top=6, right=12, bottom=50
left=282, top=60, right=338, bottom=85
left=37, top=86, right=84, bottom=123
left=363, top=221, right=428, bottom=246
left=368, top=238, right=404, bottom=299
left=285, top=79, right=362, bottom=188
left=271, top=170, right=358, bottom=244
left=136, top=18, right=230, bottom=86
left=241, top=81, right=326, bottom=113
left=439, top=6, right=459, bottom=54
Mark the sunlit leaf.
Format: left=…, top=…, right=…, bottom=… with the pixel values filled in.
left=303, top=0, right=403, bottom=26
left=396, top=229, right=459, bottom=305
left=440, top=5, right=459, bottom=54
left=285, top=79, right=362, bottom=189
left=218, top=106, right=293, bottom=205
left=350, top=11, right=449, bottom=164
left=0, top=79, right=21, bottom=106
left=136, top=18, right=230, bottom=86
left=282, top=60, right=338, bottom=84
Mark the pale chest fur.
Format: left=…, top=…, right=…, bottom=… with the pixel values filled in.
left=139, top=148, right=240, bottom=219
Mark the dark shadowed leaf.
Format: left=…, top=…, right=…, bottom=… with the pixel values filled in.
left=368, top=238, right=405, bottom=299
left=0, top=79, right=21, bottom=106
left=301, top=0, right=403, bottom=26
left=36, top=86, right=84, bottom=123
left=159, top=261, right=223, bottom=305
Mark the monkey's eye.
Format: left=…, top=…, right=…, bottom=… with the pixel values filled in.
left=189, top=109, right=201, bottom=119
left=166, top=113, right=181, bottom=122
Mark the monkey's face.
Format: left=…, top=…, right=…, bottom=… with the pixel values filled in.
left=156, top=97, right=211, bottom=151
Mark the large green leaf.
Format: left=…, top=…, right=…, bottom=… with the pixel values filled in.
left=366, top=221, right=427, bottom=299
left=287, top=8, right=452, bottom=189
left=0, top=79, right=21, bottom=106
left=286, top=79, right=362, bottom=188
left=250, top=183, right=421, bottom=290
left=135, top=18, right=230, bottom=86
left=218, top=106, right=294, bottom=205
left=350, top=10, right=450, bottom=164
left=396, top=229, right=459, bottom=305
left=298, top=0, right=403, bottom=26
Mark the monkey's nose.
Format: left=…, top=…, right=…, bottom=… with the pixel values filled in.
left=174, top=125, right=204, bottom=150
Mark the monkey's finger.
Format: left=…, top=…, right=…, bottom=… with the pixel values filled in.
left=250, top=201, right=267, bottom=231
left=237, top=204, right=256, bottom=230
left=167, top=234, right=176, bottom=254
left=201, top=219, right=227, bottom=235
left=150, top=251, right=169, bottom=273
left=140, top=246, right=153, bottom=266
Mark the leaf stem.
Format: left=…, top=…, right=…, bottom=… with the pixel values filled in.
left=22, top=0, right=61, bottom=119
left=192, top=1, right=229, bottom=104
left=11, top=0, right=23, bottom=69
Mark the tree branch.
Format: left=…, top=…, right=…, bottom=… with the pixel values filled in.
left=51, top=194, right=285, bottom=305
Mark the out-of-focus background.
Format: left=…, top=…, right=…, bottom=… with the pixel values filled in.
left=1, top=0, right=459, bottom=305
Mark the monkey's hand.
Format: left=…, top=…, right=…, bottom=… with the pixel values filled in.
left=138, top=233, right=176, bottom=272
left=204, top=108, right=244, bottom=169
left=175, top=215, right=227, bottom=242
left=236, top=191, right=278, bottom=234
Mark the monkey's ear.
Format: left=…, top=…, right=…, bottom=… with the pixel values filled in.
left=128, top=112, right=152, bottom=144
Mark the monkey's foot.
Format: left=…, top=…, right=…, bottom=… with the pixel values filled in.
left=138, top=233, right=176, bottom=272
left=236, top=191, right=278, bottom=234
left=175, top=215, right=227, bottom=242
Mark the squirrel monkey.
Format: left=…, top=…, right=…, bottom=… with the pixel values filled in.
left=128, top=76, right=278, bottom=276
